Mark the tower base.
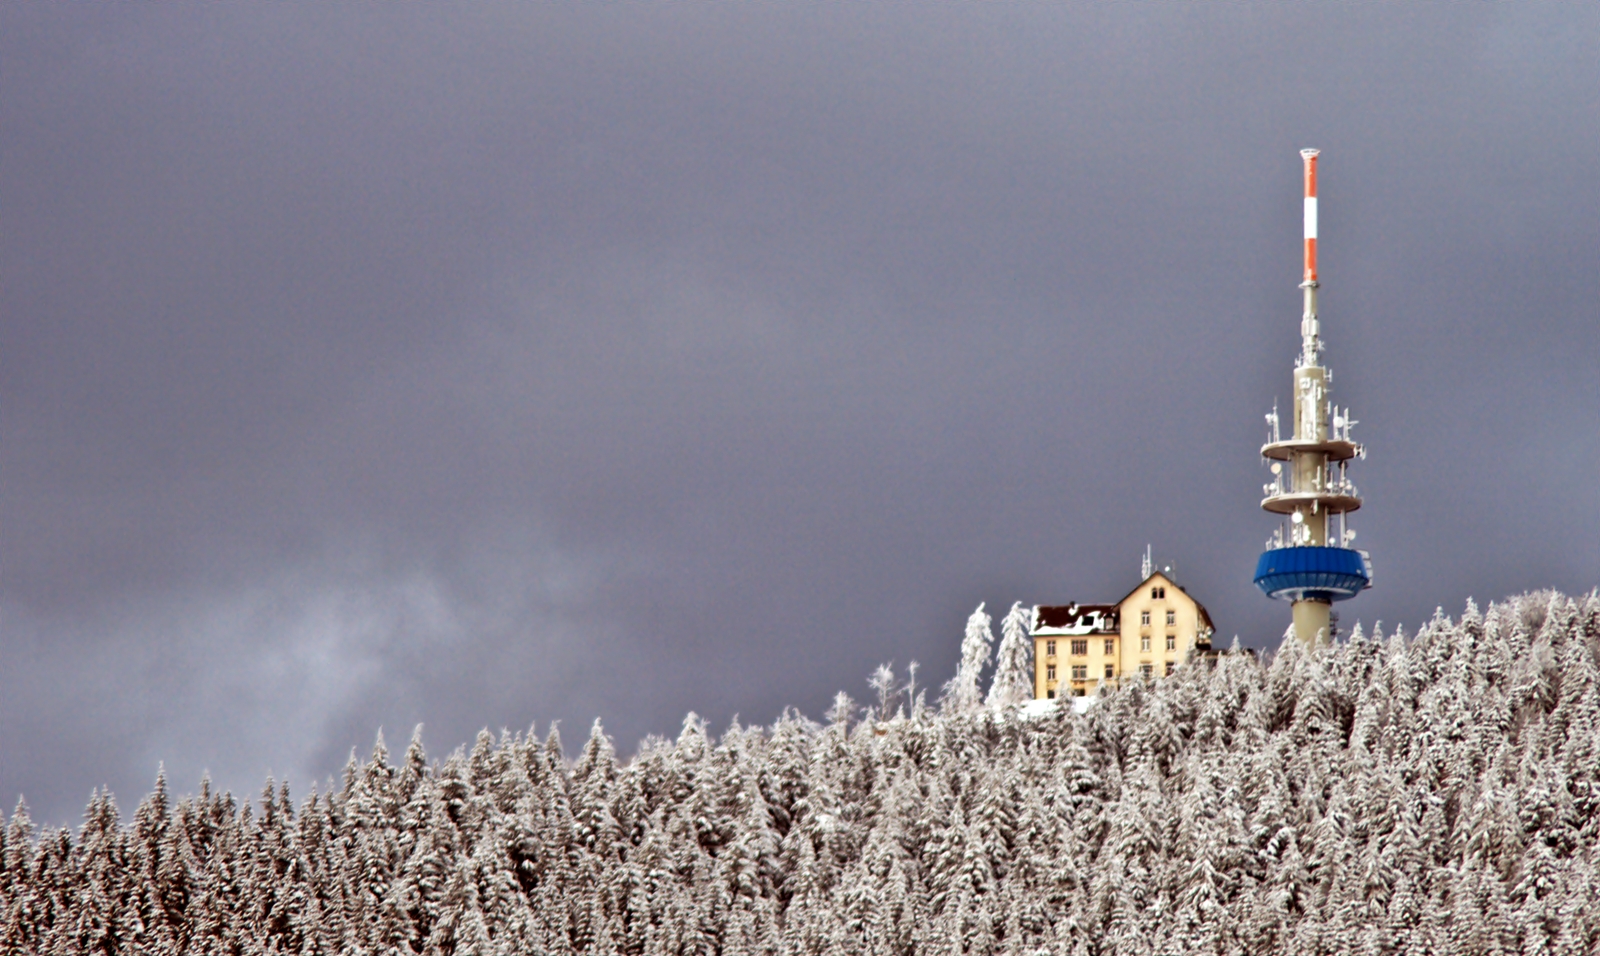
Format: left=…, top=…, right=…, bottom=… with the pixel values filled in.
left=1291, top=599, right=1332, bottom=646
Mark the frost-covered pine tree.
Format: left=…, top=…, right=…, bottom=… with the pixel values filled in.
left=986, top=601, right=1035, bottom=708
left=943, top=602, right=994, bottom=712
left=867, top=663, right=901, bottom=720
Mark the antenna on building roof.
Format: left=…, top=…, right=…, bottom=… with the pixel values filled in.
left=1141, top=545, right=1152, bottom=580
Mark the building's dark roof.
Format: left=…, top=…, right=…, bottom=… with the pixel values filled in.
left=1032, top=603, right=1120, bottom=634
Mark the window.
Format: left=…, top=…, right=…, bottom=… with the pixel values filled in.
left=1047, top=689, right=1056, bottom=699
left=1071, top=665, right=1087, bottom=680
left=1046, top=640, right=1056, bottom=657
left=1072, top=688, right=1086, bottom=697
left=1140, top=664, right=1154, bottom=679
left=1046, top=665, right=1056, bottom=680
left=1070, top=639, right=1088, bottom=656
left=1152, top=586, right=1165, bottom=599
left=1141, top=636, right=1151, bottom=652
left=1166, top=635, right=1176, bottom=651
left=1104, top=664, right=1115, bottom=679
left=1140, top=611, right=1151, bottom=626
left=1165, top=661, right=1176, bottom=676
left=1104, top=639, right=1115, bottom=655
left=1166, top=610, right=1176, bottom=626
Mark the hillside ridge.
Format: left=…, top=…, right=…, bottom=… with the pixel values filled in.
left=3, top=590, right=1598, bottom=955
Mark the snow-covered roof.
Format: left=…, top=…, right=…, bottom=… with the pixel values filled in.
left=1018, top=696, right=1097, bottom=720
left=1030, top=602, right=1119, bottom=636
left=1031, top=573, right=1216, bottom=636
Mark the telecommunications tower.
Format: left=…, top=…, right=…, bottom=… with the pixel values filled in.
left=1253, top=149, right=1373, bottom=644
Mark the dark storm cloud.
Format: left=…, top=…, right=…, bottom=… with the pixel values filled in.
left=3, top=5, right=1596, bottom=823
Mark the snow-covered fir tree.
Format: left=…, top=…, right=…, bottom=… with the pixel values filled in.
left=2, top=590, right=1599, bottom=955
left=986, top=602, right=1035, bottom=709
left=944, top=603, right=995, bottom=713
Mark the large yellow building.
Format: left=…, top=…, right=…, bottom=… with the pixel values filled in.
left=1031, top=566, right=1215, bottom=699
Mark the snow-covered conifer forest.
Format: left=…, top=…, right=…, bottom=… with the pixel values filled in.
left=4, top=591, right=1600, bottom=955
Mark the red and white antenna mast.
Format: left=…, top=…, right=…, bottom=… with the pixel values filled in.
left=1300, top=148, right=1321, bottom=367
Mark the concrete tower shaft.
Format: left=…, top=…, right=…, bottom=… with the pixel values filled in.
left=1253, top=149, right=1373, bottom=645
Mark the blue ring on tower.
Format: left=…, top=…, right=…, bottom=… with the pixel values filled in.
left=1253, top=546, right=1370, bottom=602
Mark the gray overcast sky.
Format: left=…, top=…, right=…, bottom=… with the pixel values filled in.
left=3, top=4, right=1597, bottom=825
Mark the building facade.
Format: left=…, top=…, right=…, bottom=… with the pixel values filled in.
left=1031, top=569, right=1214, bottom=699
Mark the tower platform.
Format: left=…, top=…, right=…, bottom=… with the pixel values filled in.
left=1260, top=491, right=1363, bottom=515
left=1253, top=545, right=1371, bottom=603
left=1260, top=438, right=1362, bottom=462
